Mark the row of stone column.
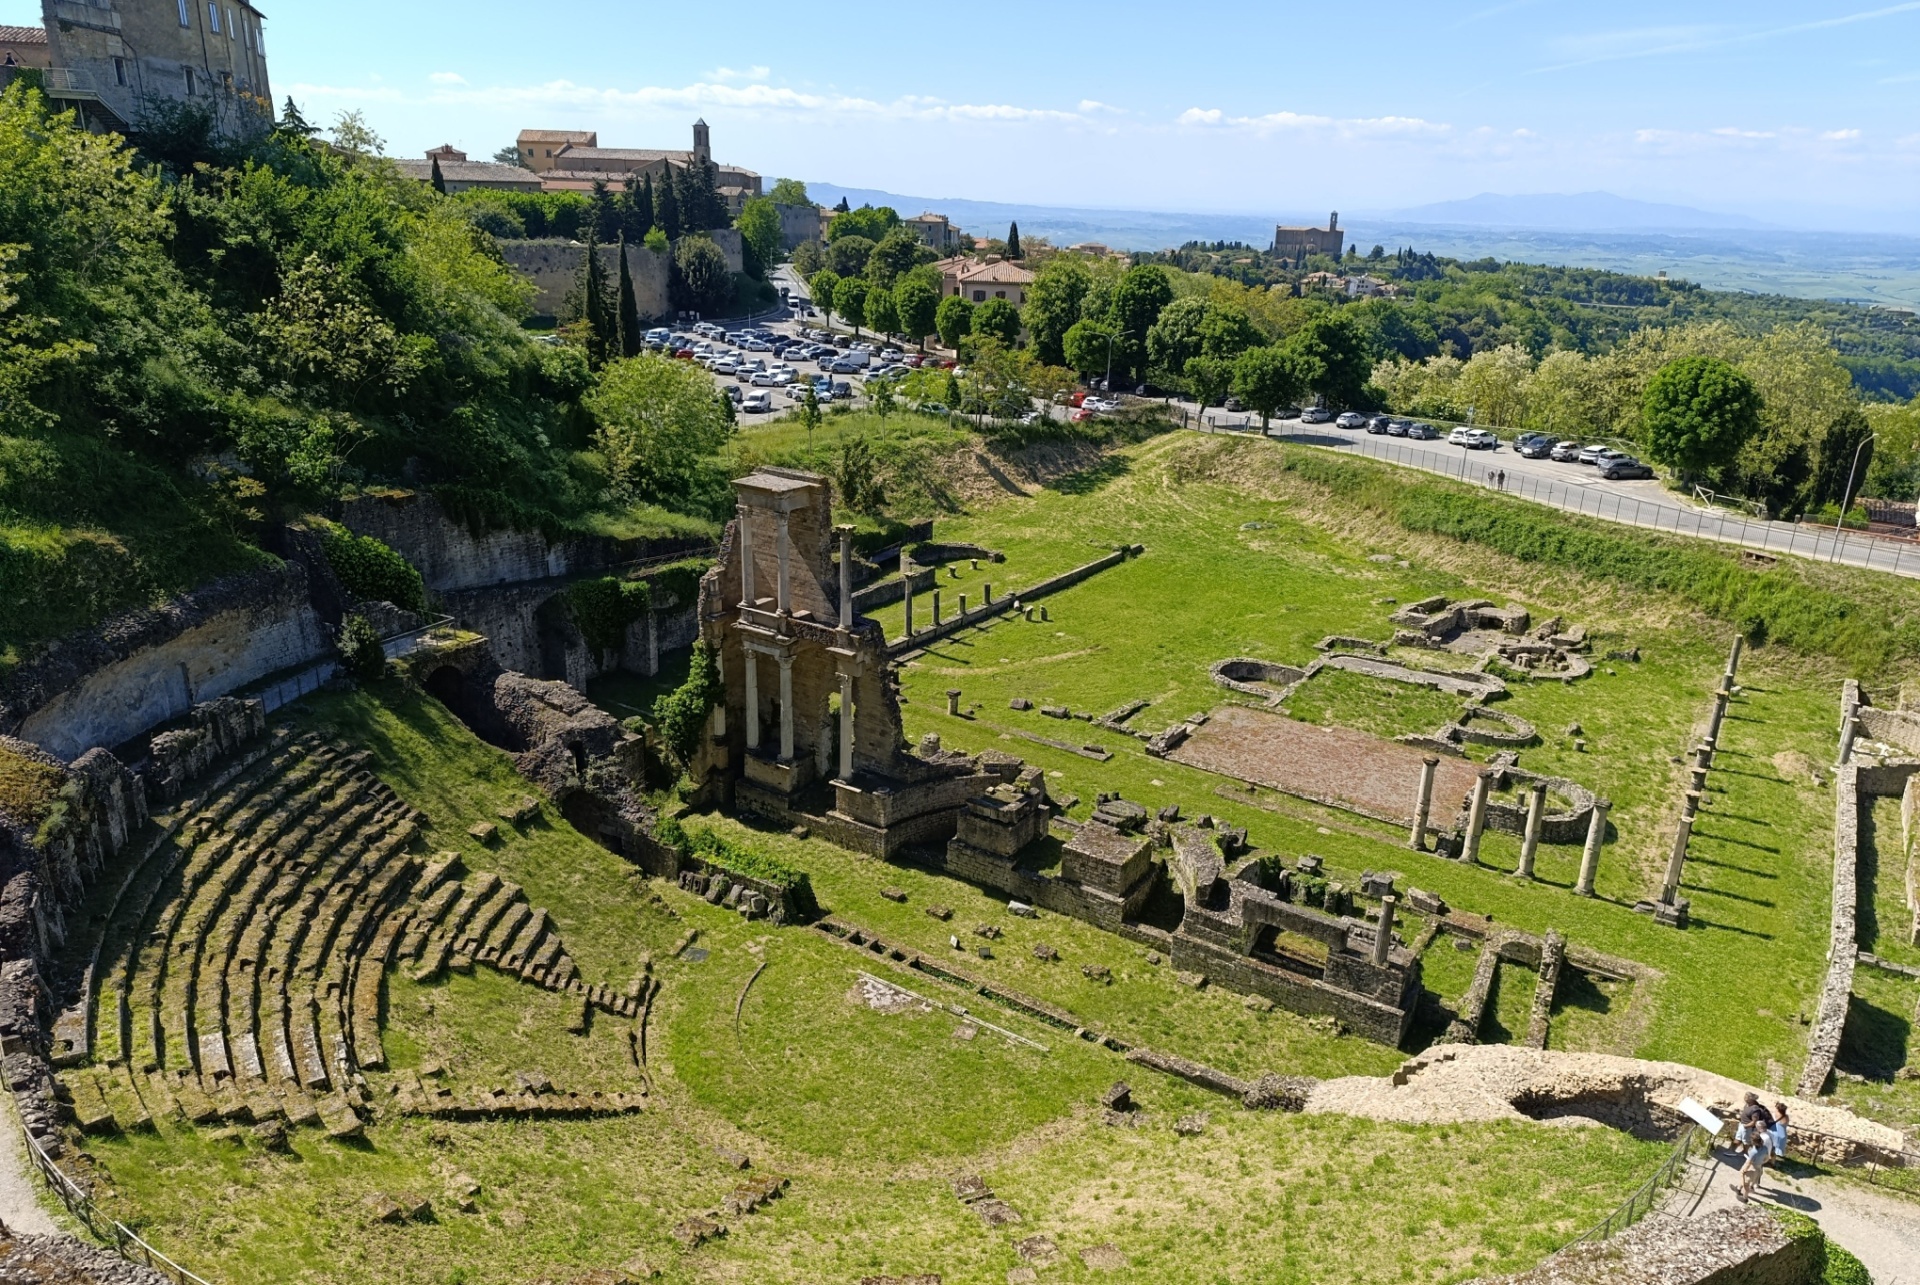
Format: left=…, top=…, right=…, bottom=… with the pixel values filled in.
left=904, top=568, right=997, bottom=639
left=1408, top=756, right=1611, bottom=896
left=1657, top=636, right=1742, bottom=915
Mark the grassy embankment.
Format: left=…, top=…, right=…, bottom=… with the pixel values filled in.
left=79, top=681, right=1662, bottom=1285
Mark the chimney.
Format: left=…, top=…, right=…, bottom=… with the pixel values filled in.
left=1329, top=212, right=1339, bottom=232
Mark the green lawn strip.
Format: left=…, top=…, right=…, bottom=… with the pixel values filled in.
left=1862, top=795, right=1920, bottom=971
left=1284, top=668, right=1467, bottom=741
left=857, top=439, right=1844, bottom=1090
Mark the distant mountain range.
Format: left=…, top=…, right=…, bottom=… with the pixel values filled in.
left=1388, top=192, right=1772, bottom=232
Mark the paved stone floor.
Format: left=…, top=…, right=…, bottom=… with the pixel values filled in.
left=0, top=1094, right=61, bottom=1234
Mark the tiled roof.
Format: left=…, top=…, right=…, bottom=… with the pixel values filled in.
left=958, top=260, right=1035, bottom=285
left=518, top=129, right=597, bottom=144
left=394, top=159, right=543, bottom=188
left=0, top=25, right=48, bottom=44
left=560, top=147, right=692, bottom=163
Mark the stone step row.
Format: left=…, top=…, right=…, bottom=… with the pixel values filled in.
left=387, top=1087, right=648, bottom=1121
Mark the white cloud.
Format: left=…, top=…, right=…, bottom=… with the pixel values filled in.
left=1078, top=100, right=1126, bottom=115
left=1712, top=127, right=1776, bottom=139
left=1178, top=107, right=1450, bottom=138
left=1822, top=128, right=1864, bottom=141
left=704, top=65, right=770, bottom=83
left=428, top=71, right=466, bottom=86
left=1533, top=3, right=1920, bottom=73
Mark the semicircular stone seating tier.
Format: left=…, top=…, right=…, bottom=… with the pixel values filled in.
left=1211, top=653, right=1506, bottom=709
left=46, top=731, right=644, bottom=1141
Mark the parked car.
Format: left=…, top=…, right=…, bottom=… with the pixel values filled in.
left=830, top=380, right=854, bottom=399
left=1337, top=412, right=1370, bottom=429
left=750, top=370, right=782, bottom=387
left=1071, top=407, right=1096, bottom=423
left=723, top=384, right=742, bottom=403
left=1550, top=440, right=1584, bottom=462
left=741, top=390, right=773, bottom=413
left=919, top=402, right=950, bottom=416
left=1223, top=395, right=1244, bottom=412
left=1387, top=419, right=1412, bottom=437
left=644, top=327, right=671, bottom=348
left=1599, top=455, right=1655, bottom=480
left=1364, top=417, right=1389, bottom=435
left=1406, top=422, right=1440, bottom=440
left=1576, top=443, right=1610, bottom=465
left=1301, top=407, right=1334, bottom=424
left=829, top=358, right=862, bottom=374
left=711, top=359, right=740, bottom=377
left=1516, top=433, right=1558, bottom=459
left=1447, top=426, right=1477, bottom=446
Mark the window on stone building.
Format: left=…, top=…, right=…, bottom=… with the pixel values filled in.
left=207, top=3, right=220, bottom=34
left=227, top=9, right=236, bottom=40
left=995, top=291, right=1006, bottom=299
left=112, top=57, right=126, bottom=86
left=177, top=0, right=191, bottom=26
left=184, top=67, right=195, bottom=95
left=972, top=290, right=985, bottom=302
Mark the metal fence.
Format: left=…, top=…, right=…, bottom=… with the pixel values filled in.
left=1561, top=1124, right=1707, bottom=1249
left=1193, top=418, right=1920, bottom=580
left=21, top=1128, right=214, bottom=1285
left=1781, top=1124, right=1920, bottom=1196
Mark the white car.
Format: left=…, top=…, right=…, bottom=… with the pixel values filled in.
left=711, top=359, right=740, bottom=376
left=742, top=390, right=774, bottom=413
left=1449, top=427, right=1498, bottom=449
left=742, top=338, right=773, bottom=352
left=750, top=370, right=782, bottom=387
left=1335, top=412, right=1369, bottom=429
left=769, top=368, right=796, bottom=385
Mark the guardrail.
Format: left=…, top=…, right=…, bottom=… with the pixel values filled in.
left=1563, top=1124, right=1705, bottom=1250
left=21, top=1127, right=215, bottom=1284
left=1780, top=1123, right=1920, bottom=1195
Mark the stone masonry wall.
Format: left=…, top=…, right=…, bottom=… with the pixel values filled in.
left=1800, top=759, right=1866, bottom=1097
left=1466, top=1206, right=1821, bottom=1285
left=497, top=239, right=672, bottom=322
left=0, top=564, right=326, bottom=761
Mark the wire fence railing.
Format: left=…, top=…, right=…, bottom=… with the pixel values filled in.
left=1561, top=1124, right=1707, bottom=1251
left=1211, top=420, right=1920, bottom=580
left=21, top=1127, right=215, bottom=1284
left=1780, top=1124, right=1920, bottom=1196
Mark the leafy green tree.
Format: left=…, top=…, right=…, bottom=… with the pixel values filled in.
left=651, top=640, right=721, bottom=768
left=643, top=227, right=668, bottom=254
left=492, top=143, right=526, bottom=168
left=1283, top=312, right=1375, bottom=408
left=790, top=239, right=824, bottom=278
left=808, top=268, right=841, bottom=324
left=1109, top=265, right=1174, bottom=381
left=798, top=382, right=822, bottom=444
left=338, top=614, right=387, bottom=683
left=834, top=433, right=884, bottom=512
left=1184, top=355, right=1233, bottom=408
left=735, top=197, right=782, bottom=274
left=828, top=204, right=898, bottom=243
left=865, top=282, right=899, bottom=336
left=1146, top=297, right=1211, bottom=382
left=973, top=297, right=1021, bottom=348
left=935, top=295, right=974, bottom=349
left=827, top=234, right=875, bottom=278
left=865, top=228, right=930, bottom=289
left=769, top=178, right=809, bottom=205
left=894, top=279, right=939, bottom=349
left=1642, top=355, right=1763, bottom=479
left=834, top=276, right=871, bottom=336
left=569, top=228, right=613, bottom=367
left=1233, top=346, right=1308, bottom=427
left=329, top=110, right=384, bottom=156
left=1022, top=256, right=1090, bottom=366
left=1063, top=318, right=1118, bottom=380
left=869, top=375, right=897, bottom=419
left=1006, top=221, right=1023, bottom=260
left=587, top=354, right=733, bottom=503
left=262, top=253, right=426, bottom=403
left=670, top=236, right=732, bottom=316
left=618, top=174, right=653, bottom=242
left=277, top=97, right=319, bottom=139
left=1199, top=305, right=1262, bottom=360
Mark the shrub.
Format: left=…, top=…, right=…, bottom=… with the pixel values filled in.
left=651, top=640, right=720, bottom=765
left=1823, top=1245, right=1873, bottom=1285
left=565, top=576, right=651, bottom=657
left=647, top=558, right=712, bottom=610
left=316, top=522, right=427, bottom=613
left=337, top=613, right=386, bottom=683
left=653, top=813, right=688, bottom=854
left=688, top=826, right=817, bottom=914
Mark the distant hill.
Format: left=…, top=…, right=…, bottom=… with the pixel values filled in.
left=1389, top=192, right=1771, bottom=232
left=804, top=183, right=1283, bottom=253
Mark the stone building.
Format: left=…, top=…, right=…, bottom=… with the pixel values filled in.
left=0, top=23, right=51, bottom=67
left=1272, top=213, right=1344, bottom=261
left=394, top=145, right=543, bottom=194
left=692, top=469, right=1014, bottom=856
left=526, top=119, right=763, bottom=216
left=31, top=0, right=272, bottom=136
left=937, top=256, right=1035, bottom=306
left=903, top=211, right=959, bottom=251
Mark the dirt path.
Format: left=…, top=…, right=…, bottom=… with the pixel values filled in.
left=1678, top=1147, right=1920, bottom=1285
left=0, top=1094, right=61, bottom=1235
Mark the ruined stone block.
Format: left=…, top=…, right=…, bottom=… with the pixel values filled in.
left=672, top=1216, right=723, bottom=1248
left=1174, top=1112, right=1209, bottom=1136
left=1032, top=944, right=1057, bottom=962
left=951, top=1173, right=992, bottom=1203
left=881, top=888, right=909, bottom=903
left=1082, top=965, right=1112, bottom=984
left=1407, top=887, right=1448, bottom=916
left=1100, top=1081, right=1132, bottom=1111
left=466, top=822, right=500, bottom=846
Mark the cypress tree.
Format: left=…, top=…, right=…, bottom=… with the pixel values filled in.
left=430, top=155, right=447, bottom=195
left=578, top=226, right=610, bottom=368
left=1006, top=221, right=1022, bottom=260
left=655, top=166, right=681, bottom=239
left=616, top=233, right=640, bottom=358
left=633, top=173, right=654, bottom=239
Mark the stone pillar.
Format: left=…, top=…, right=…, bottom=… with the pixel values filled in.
left=947, top=689, right=962, bottom=716
left=1372, top=895, right=1397, bottom=967
left=1410, top=756, right=1439, bottom=850
left=984, top=582, right=993, bottom=605
left=1462, top=771, right=1493, bottom=866
left=711, top=699, right=727, bottom=739
left=1518, top=781, right=1547, bottom=878
left=738, top=505, right=756, bottom=608
left=837, top=524, right=854, bottom=632
left=777, top=654, right=795, bottom=762
left=1695, top=741, right=1714, bottom=772
left=1725, top=635, right=1743, bottom=684
left=903, top=559, right=915, bottom=638
left=1575, top=798, right=1611, bottom=896
left=775, top=512, right=792, bottom=616
left=932, top=589, right=942, bottom=626
left=1838, top=718, right=1858, bottom=766
left=1663, top=807, right=1696, bottom=905
left=837, top=670, right=855, bottom=781
left=743, top=649, right=760, bottom=751
left=959, top=593, right=968, bottom=616
left=1706, top=686, right=1730, bottom=745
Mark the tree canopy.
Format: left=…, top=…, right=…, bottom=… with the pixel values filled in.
left=827, top=204, right=898, bottom=243
left=1641, top=356, right=1763, bottom=480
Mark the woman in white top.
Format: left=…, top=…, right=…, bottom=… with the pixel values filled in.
left=1770, top=1102, right=1790, bottom=1160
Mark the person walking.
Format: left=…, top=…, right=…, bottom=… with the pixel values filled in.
left=1770, top=1102, right=1790, bottom=1160
left=1736, top=1132, right=1770, bottom=1201
left=1733, top=1092, right=1773, bottom=1149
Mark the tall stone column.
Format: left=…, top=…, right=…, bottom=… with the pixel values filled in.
left=738, top=505, right=756, bottom=608
left=837, top=524, right=854, bottom=632
left=1462, top=771, right=1493, bottom=866
left=1725, top=635, right=1743, bottom=684
left=1575, top=798, right=1611, bottom=896
left=778, top=654, right=795, bottom=762
left=932, top=589, right=942, bottom=626
left=1372, top=894, right=1398, bottom=967
left=1518, top=780, right=1547, bottom=878
left=1410, top=756, right=1439, bottom=850
left=1838, top=718, right=1858, bottom=766
left=837, top=670, right=855, bottom=781
left=775, top=512, right=792, bottom=616
left=743, top=649, right=760, bottom=751
left=903, top=557, right=915, bottom=638
left=1662, top=790, right=1701, bottom=904
left=1706, top=685, right=1731, bottom=745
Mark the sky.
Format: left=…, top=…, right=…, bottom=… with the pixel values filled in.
left=19, top=0, right=1920, bottom=230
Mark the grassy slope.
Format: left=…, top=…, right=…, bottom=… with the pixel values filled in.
left=80, top=683, right=1664, bottom=1285
left=879, top=430, right=1851, bottom=1088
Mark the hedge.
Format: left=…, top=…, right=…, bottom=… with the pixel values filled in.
left=315, top=521, right=427, bottom=614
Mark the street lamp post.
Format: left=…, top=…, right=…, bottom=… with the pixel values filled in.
left=1829, top=432, right=1877, bottom=564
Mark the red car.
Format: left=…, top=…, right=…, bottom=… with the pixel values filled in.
left=1069, top=390, right=1088, bottom=408
left=904, top=354, right=924, bottom=368
left=1071, top=407, right=1096, bottom=423
left=672, top=347, right=696, bottom=359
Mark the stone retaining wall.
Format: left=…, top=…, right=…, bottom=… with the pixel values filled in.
left=888, top=548, right=1132, bottom=657
left=1800, top=756, right=1865, bottom=1097
left=1465, top=1206, right=1822, bottom=1285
